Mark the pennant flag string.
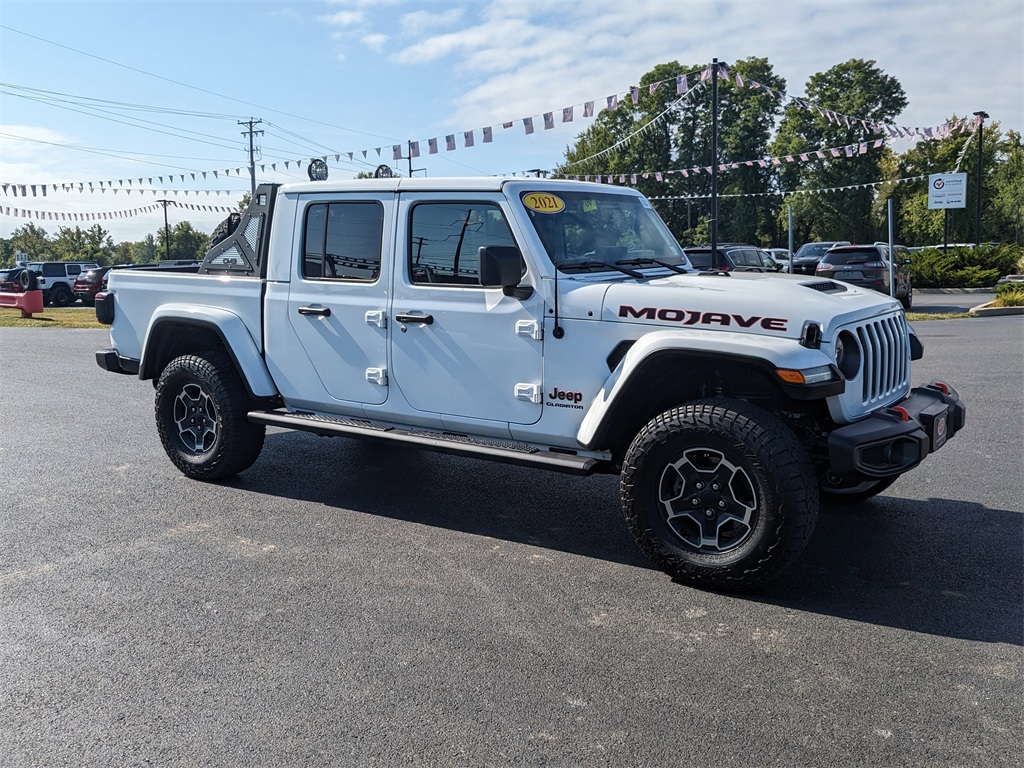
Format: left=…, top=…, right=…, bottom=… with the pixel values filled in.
left=643, top=173, right=931, bottom=201
left=559, top=137, right=887, bottom=182
left=562, top=83, right=708, bottom=170
left=0, top=199, right=236, bottom=223
left=1, top=61, right=974, bottom=195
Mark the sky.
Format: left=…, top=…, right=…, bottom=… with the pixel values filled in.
left=1, top=0, right=1022, bottom=245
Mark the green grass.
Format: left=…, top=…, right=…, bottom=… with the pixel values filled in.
left=0, top=306, right=104, bottom=328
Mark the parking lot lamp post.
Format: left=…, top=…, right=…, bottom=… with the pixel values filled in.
left=973, top=111, right=988, bottom=244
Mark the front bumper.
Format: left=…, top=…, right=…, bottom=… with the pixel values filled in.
left=828, top=382, right=966, bottom=479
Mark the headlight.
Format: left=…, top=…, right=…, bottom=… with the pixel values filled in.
left=834, top=330, right=861, bottom=379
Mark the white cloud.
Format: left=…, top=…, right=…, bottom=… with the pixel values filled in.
left=320, top=10, right=365, bottom=27
left=362, top=33, right=388, bottom=52
left=399, top=8, right=465, bottom=37
left=383, top=0, right=1021, bottom=139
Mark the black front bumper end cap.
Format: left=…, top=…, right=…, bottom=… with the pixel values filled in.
left=96, top=348, right=140, bottom=375
left=828, top=381, right=966, bottom=479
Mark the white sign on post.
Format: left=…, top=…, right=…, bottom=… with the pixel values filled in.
left=927, top=172, right=967, bottom=209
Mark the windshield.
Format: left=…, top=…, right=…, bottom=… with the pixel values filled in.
left=796, top=243, right=837, bottom=259
left=520, top=190, right=688, bottom=273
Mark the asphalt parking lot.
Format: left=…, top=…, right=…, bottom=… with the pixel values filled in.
left=0, top=319, right=1021, bottom=766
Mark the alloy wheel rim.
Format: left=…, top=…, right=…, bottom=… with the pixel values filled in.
left=658, top=447, right=758, bottom=552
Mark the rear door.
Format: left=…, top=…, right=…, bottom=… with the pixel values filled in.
left=265, top=193, right=393, bottom=406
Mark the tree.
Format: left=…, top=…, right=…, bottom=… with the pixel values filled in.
left=986, top=129, right=1024, bottom=246
left=771, top=59, right=907, bottom=244
left=157, top=221, right=209, bottom=261
left=555, top=57, right=787, bottom=246
left=51, top=224, right=115, bottom=265
left=8, top=223, right=52, bottom=261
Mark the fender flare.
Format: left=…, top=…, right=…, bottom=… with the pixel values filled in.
left=576, top=329, right=836, bottom=450
left=140, top=304, right=278, bottom=398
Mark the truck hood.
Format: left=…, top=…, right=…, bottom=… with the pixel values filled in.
left=558, top=271, right=903, bottom=339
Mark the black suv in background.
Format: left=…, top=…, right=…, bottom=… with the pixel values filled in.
left=791, top=241, right=851, bottom=274
left=684, top=244, right=780, bottom=272
left=815, top=244, right=913, bottom=308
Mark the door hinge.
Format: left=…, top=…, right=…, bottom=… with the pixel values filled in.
left=365, top=367, right=388, bottom=386
left=515, top=320, right=542, bottom=340
left=514, top=383, right=542, bottom=404
left=365, top=310, right=387, bottom=328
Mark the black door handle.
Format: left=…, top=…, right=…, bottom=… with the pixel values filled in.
left=298, top=305, right=331, bottom=317
left=395, top=313, right=434, bottom=325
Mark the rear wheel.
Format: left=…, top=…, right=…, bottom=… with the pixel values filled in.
left=900, top=288, right=913, bottom=310
left=50, top=284, right=74, bottom=307
left=620, top=399, right=818, bottom=591
left=155, top=350, right=265, bottom=480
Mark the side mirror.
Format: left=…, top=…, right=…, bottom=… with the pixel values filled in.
left=479, top=246, right=531, bottom=298
left=903, top=258, right=912, bottom=265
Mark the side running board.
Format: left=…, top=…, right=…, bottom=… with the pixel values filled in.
left=247, top=409, right=601, bottom=475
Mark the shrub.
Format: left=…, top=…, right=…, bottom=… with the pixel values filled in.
left=994, top=283, right=1024, bottom=307
left=909, top=244, right=1022, bottom=288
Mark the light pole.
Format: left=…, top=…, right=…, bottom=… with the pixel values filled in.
left=973, top=110, right=988, bottom=245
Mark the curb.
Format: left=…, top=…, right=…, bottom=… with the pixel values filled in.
left=970, top=302, right=1024, bottom=317
left=916, top=288, right=997, bottom=294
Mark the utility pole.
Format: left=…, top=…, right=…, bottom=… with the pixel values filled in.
left=157, top=199, right=171, bottom=261
left=396, top=141, right=425, bottom=177
left=238, top=118, right=264, bottom=196
left=972, top=111, right=988, bottom=245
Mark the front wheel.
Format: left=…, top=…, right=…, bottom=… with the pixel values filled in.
left=155, top=351, right=265, bottom=480
left=900, top=288, right=913, bottom=310
left=620, top=399, right=818, bottom=592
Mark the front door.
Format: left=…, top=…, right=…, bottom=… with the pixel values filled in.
left=388, top=195, right=544, bottom=425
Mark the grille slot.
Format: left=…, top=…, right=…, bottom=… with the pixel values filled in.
left=854, top=314, right=909, bottom=406
left=801, top=280, right=848, bottom=293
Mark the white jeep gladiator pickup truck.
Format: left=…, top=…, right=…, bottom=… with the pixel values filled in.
left=95, top=177, right=965, bottom=590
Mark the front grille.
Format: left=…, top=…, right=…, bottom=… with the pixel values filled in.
left=853, top=313, right=909, bottom=406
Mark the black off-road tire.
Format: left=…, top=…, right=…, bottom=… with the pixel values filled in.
left=620, top=399, right=818, bottom=592
left=155, top=351, right=265, bottom=480
left=900, top=288, right=913, bottom=310
left=50, top=284, right=74, bottom=307
left=19, top=269, right=38, bottom=292
left=820, top=474, right=898, bottom=504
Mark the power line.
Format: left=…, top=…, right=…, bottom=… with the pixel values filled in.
left=0, top=24, right=401, bottom=144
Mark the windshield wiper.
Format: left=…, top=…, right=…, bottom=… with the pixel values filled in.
left=616, top=257, right=689, bottom=275
left=560, top=260, right=646, bottom=279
